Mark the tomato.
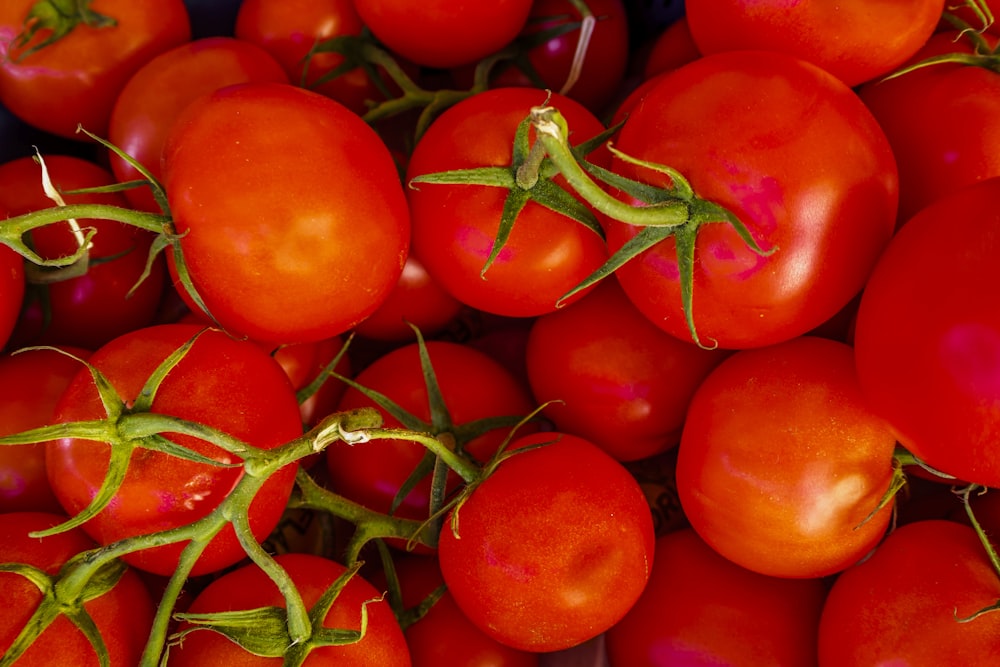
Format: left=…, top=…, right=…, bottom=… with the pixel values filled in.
left=325, top=340, right=536, bottom=531
left=235, top=0, right=390, bottom=117
left=0, top=154, right=167, bottom=351
left=525, top=278, right=727, bottom=461
left=857, top=30, right=1000, bottom=225
left=161, top=81, right=410, bottom=345
left=677, top=336, right=898, bottom=578
left=684, top=0, right=945, bottom=87
left=46, top=323, right=304, bottom=576
left=854, top=177, right=1000, bottom=487
left=641, top=16, right=700, bottom=80
left=818, top=519, right=1000, bottom=664
left=0, top=207, right=22, bottom=349
left=606, top=50, right=898, bottom=349
left=270, top=335, right=352, bottom=430
left=108, top=36, right=289, bottom=213
left=605, top=528, right=827, bottom=667
left=437, top=431, right=655, bottom=652
left=0, top=0, right=191, bottom=139
left=0, top=511, right=155, bottom=667
left=406, top=87, right=609, bottom=317
left=353, top=0, right=533, bottom=68
left=0, top=346, right=90, bottom=513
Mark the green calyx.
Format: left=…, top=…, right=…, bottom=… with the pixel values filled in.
left=9, top=0, right=116, bottom=61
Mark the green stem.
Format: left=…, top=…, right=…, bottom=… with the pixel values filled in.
left=1, top=202, right=168, bottom=236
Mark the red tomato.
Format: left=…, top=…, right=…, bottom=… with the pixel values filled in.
left=0, top=0, right=191, bottom=139
left=326, top=340, right=536, bottom=530
left=525, top=278, right=727, bottom=461
left=854, top=177, right=1000, bottom=487
left=46, top=323, right=304, bottom=576
left=641, top=16, right=700, bottom=80
left=857, top=30, right=1000, bottom=225
left=353, top=0, right=533, bottom=68
left=605, top=528, right=827, bottom=667
left=270, top=335, right=352, bottom=429
left=818, top=520, right=1000, bottom=664
left=0, top=154, right=167, bottom=351
left=0, top=346, right=89, bottom=513
left=685, top=0, right=945, bottom=87
left=108, top=36, right=289, bottom=213
left=0, top=207, right=22, bottom=349
left=437, top=431, right=655, bottom=652
left=0, top=511, right=155, bottom=667
left=676, top=336, right=898, bottom=578
left=606, top=50, right=898, bottom=349
left=406, top=87, right=610, bottom=317
left=168, top=552, right=411, bottom=666
left=161, top=81, right=410, bottom=345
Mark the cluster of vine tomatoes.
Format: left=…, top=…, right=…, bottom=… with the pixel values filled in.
left=0, top=0, right=999, bottom=665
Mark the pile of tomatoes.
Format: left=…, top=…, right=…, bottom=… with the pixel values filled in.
left=1, top=0, right=999, bottom=665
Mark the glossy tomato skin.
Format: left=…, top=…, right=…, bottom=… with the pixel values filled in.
left=0, top=346, right=90, bottom=513
left=0, top=511, right=156, bottom=667
left=0, top=0, right=191, bottom=139
left=168, top=552, right=411, bottom=666
left=46, top=323, right=304, bottom=576
left=605, top=528, right=827, bottom=667
left=407, top=87, right=610, bottom=318
left=607, top=50, right=898, bottom=349
left=353, top=0, right=532, bottom=68
left=525, top=278, right=728, bottom=461
left=677, top=336, right=898, bottom=578
left=854, top=177, right=1000, bottom=487
left=685, top=0, right=944, bottom=87
left=162, top=81, right=410, bottom=345
left=108, top=36, right=289, bottom=213
left=437, top=431, right=655, bottom=653
left=0, top=217, right=22, bottom=349
left=818, top=520, right=1000, bottom=664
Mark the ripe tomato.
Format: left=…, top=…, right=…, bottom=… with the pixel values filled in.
left=108, top=36, right=289, bottom=213
left=353, top=0, right=533, bottom=68
left=0, top=511, right=155, bottom=667
left=641, top=16, right=700, bottom=80
left=818, top=520, right=1000, bottom=664
left=0, top=154, right=167, bottom=351
left=406, top=87, right=610, bottom=317
left=0, top=345, right=89, bottom=513
left=46, top=323, right=304, bottom=576
left=167, top=552, right=411, bottom=666
left=854, top=177, right=1000, bottom=487
left=676, top=336, right=898, bottom=578
left=437, top=431, right=655, bottom=652
left=161, top=81, right=410, bottom=345
left=0, top=0, right=191, bottom=139
left=605, top=528, right=827, bottom=666
left=525, top=278, right=727, bottom=461
left=606, top=50, right=898, bottom=349
left=684, top=0, right=945, bottom=87
left=0, top=206, right=22, bottom=349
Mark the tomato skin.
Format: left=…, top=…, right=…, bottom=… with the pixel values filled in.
left=853, top=177, right=1000, bottom=487
left=407, top=87, right=609, bottom=317
left=817, top=520, right=1000, bottom=665
left=685, top=0, right=944, bottom=87
left=162, top=81, right=410, bottom=345
left=0, top=0, right=192, bottom=139
left=677, top=336, right=898, bottom=578
left=437, top=431, right=655, bottom=653
left=641, top=16, right=700, bottom=80
left=108, top=36, right=289, bottom=213
left=0, top=228, right=22, bottom=350
left=168, top=552, right=412, bottom=666
left=0, top=511, right=156, bottom=667
left=353, top=0, right=533, bottom=68
left=607, top=50, right=898, bottom=349
left=525, top=279, right=727, bottom=461
left=46, top=323, right=304, bottom=576
left=605, top=528, right=827, bottom=667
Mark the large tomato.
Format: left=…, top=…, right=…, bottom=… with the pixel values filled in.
left=437, top=431, right=655, bottom=652
left=46, top=323, right=304, bottom=576
left=605, top=50, right=898, bottom=349
left=0, top=0, right=191, bottom=139
left=0, top=203, right=22, bottom=349
left=161, top=81, right=410, bottom=345
left=676, top=335, right=898, bottom=578
left=853, top=177, right=1000, bottom=487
